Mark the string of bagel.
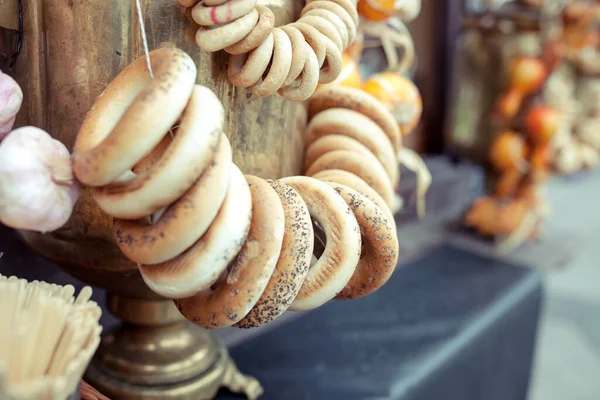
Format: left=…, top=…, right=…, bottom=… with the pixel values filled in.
left=180, top=0, right=360, bottom=101
left=68, top=0, right=428, bottom=330
left=72, top=47, right=401, bottom=329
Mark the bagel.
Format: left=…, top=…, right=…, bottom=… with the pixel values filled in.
left=302, top=1, right=357, bottom=45
left=228, top=33, right=275, bottom=88
left=225, top=5, right=275, bottom=55
left=308, top=85, right=402, bottom=153
left=114, top=134, right=232, bottom=265
left=304, top=134, right=381, bottom=172
left=236, top=180, right=314, bottom=328
left=191, top=0, right=257, bottom=26
left=305, top=150, right=395, bottom=206
left=139, top=164, right=253, bottom=299
left=249, top=28, right=293, bottom=97
left=182, top=0, right=358, bottom=100
left=174, top=175, right=285, bottom=329
left=304, top=108, right=399, bottom=187
left=73, top=47, right=197, bottom=188
left=326, top=183, right=399, bottom=299
left=302, top=10, right=349, bottom=50
left=280, top=176, right=361, bottom=311
left=311, top=169, right=395, bottom=226
left=91, top=85, right=224, bottom=219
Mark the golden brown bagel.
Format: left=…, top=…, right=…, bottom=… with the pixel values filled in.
left=327, top=183, right=399, bottom=299
left=311, top=169, right=395, bottom=226
left=236, top=180, right=314, bottom=328
left=92, top=84, right=222, bottom=219
left=73, top=47, right=405, bottom=333
left=174, top=175, right=285, bottom=329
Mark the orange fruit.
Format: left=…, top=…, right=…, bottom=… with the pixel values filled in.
left=362, top=72, right=422, bottom=135
left=525, top=105, right=560, bottom=146
left=357, top=0, right=397, bottom=21
left=489, top=131, right=528, bottom=171
left=509, top=56, right=547, bottom=95
left=465, top=197, right=499, bottom=237
left=497, top=199, right=529, bottom=236
left=494, top=170, right=523, bottom=199
left=496, top=88, right=523, bottom=121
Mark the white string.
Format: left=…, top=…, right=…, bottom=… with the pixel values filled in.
left=135, top=0, right=154, bottom=79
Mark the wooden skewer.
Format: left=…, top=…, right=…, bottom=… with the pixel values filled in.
left=0, top=275, right=102, bottom=399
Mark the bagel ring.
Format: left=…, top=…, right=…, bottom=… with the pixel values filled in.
left=235, top=180, right=314, bottom=328
left=174, top=175, right=286, bottom=329
left=326, top=183, right=399, bottom=299
left=280, top=176, right=361, bottom=311
left=114, top=134, right=231, bottom=265
left=140, top=164, right=253, bottom=299
left=181, top=0, right=358, bottom=100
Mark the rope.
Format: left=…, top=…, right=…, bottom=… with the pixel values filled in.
left=135, top=0, right=154, bottom=79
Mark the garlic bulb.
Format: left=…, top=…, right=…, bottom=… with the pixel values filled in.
left=0, top=126, right=79, bottom=232
left=0, top=70, right=23, bottom=140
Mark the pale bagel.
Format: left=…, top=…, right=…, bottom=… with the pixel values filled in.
left=225, top=5, right=275, bottom=55
left=280, top=176, right=361, bottom=311
left=174, top=175, right=285, bottom=329
left=91, top=85, right=224, bottom=219
left=305, top=0, right=359, bottom=27
left=182, top=0, right=359, bottom=100
left=279, top=26, right=308, bottom=86
left=236, top=180, right=314, bottom=328
left=113, top=134, right=232, bottom=265
left=140, top=164, right=252, bottom=299
left=305, top=150, right=395, bottom=206
left=279, top=44, right=320, bottom=102
left=299, top=15, right=344, bottom=51
left=73, top=48, right=197, bottom=188
left=301, top=9, right=349, bottom=50
left=303, top=134, right=388, bottom=180
left=228, top=33, right=275, bottom=88
left=301, top=2, right=356, bottom=45
left=304, top=108, right=399, bottom=187
left=195, top=8, right=259, bottom=52
left=326, top=183, right=399, bottom=299
left=288, top=22, right=326, bottom=67
left=250, top=28, right=293, bottom=97
left=192, top=0, right=257, bottom=26
left=308, top=85, right=402, bottom=152
left=311, top=169, right=395, bottom=226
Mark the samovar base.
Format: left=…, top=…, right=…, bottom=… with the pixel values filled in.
left=85, top=293, right=263, bottom=400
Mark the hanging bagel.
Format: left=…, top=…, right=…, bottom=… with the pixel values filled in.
left=73, top=48, right=400, bottom=330
left=179, top=0, right=359, bottom=101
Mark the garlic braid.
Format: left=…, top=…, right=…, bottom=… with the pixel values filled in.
left=180, top=0, right=359, bottom=101
left=73, top=49, right=399, bottom=331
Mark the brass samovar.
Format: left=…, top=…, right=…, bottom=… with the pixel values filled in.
left=2, top=0, right=305, bottom=398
